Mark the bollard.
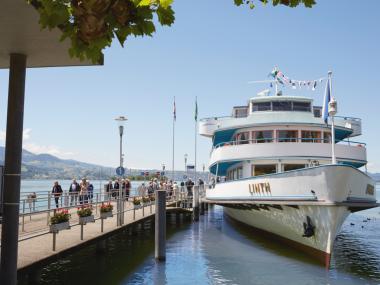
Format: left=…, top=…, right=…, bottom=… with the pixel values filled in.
left=142, top=203, right=145, bottom=217
left=52, top=232, right=56, bottom=251
left=101, top=218, right=104, bottom=233
left=133, top=207, right=136, bottom=220
left=80, top=224, right=84, bottom=240
left=193, top=186, right=199, bottom=222
left=155, top=190, right=166, bottom=261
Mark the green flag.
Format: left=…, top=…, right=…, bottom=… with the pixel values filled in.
left=195, top=97, right=198, bottom=121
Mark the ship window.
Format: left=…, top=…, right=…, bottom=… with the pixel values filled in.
left=234, top=108, right=248, bottom=118
left=237, top=167, right=243, bottom=179
left=313, top=106, right=322, bottom=117
left=277, top=130, right=298, bottom=142
left=253, top=130, right=273, bottom=143
left=236, top=132, right=249, bottom=144
left=253, top=164, right=277, bottom=176
left=252, top=102, right=271, bottom=112
left=283, top=164, right=306, bottom=171
left=324, top=132, right=332, bottom=143
left=301, top=131, right=321, bottom=143
left=272, top=101, right=292, bottom=111
left=293, top=102, right=311, bottom=112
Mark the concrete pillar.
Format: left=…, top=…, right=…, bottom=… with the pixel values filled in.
left=155, top=190, right=166, bottom=261
left=193, top=186, right=199, bottom=222
left=0, top=54, right=27, bottom=285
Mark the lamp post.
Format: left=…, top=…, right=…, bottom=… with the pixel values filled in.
left=115, top=116, right=127, bottom=226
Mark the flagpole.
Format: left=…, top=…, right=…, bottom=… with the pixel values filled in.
left=328, top=71, right=337, bottom=164
left=194, top=97, right=198, bottom=184
left=172, top=96, right=175, bottom=181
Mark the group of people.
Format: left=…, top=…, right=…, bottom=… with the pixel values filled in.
left=51, top=176, right=205, bottom=209
left=51, top=179, right=94, bottom=208
left=134, top=177, right=204, bottom=200
left=105, top=178, right=132, bottom=199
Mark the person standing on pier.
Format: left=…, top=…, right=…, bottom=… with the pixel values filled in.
left=137, top=183, right=147, bottom=197
left=69, top=179, right=80, bottom=206
left=87, top=180, right=94, bottom=203
left=180, top=181, right=185, bottom=199
left=147, top=181, right=154, bottom=196
left=51, top=181, right=63, bottom=208
left=113, top=179, right=120, bottom=199
left=173, top=181, right=179, bottom=200
left=125, top=178, right=131, bottom=200
left=106, top=180, right=113, bottom=200
left=79, top=178, right=88, bottom=204
left=185, top=178, right=194, bottom=198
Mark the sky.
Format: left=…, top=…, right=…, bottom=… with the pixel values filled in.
left=1, top=0, right=380, bottom=172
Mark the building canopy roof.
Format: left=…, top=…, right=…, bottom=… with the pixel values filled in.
left=0, top=0, right=100, bottom=68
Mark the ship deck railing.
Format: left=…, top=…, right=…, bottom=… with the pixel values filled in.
left=213, top=137, right=366, bottom=150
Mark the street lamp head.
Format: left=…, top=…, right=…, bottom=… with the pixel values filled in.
left=115, top=116, right=127, bottom=136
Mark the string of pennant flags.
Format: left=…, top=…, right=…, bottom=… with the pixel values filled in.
left=269, top=68, right=326, bottom=91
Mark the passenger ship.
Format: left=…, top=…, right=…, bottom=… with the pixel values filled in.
left=199, top=73, right=377, bottom=266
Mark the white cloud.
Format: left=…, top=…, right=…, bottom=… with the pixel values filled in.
left=23, top=128, right=31, bottom=140
left=0, top=128, right=75, bottom=159
left=0, top=128, right=32, bottom=142
left=23, top=143, right=74, bottom=158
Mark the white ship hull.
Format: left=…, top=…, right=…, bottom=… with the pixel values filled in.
left=206, top=165, right=377, bottom=265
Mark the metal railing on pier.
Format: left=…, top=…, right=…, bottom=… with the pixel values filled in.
left=12, top=185, right=203, bottom=238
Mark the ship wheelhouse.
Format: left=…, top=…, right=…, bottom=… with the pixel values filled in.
left=199, top=95, right=366, bottom=181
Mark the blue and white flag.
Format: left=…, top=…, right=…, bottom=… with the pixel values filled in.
left=322, top=77, right=331, bottom=124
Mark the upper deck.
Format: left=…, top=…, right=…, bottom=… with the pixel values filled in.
left=199, top=95, right=362, bottom=145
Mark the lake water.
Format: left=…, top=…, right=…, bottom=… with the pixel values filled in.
left=18, top=183, right=380, bottom=285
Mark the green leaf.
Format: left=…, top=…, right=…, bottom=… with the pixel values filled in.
left=157, top=6, right=175, bottom=26
left=159, top=0, right=174, bottom=8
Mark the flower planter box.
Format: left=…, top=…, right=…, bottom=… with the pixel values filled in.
left=79, top=215, right=95, bottom=225
left=133, top=204, right=142, bottom=209
left=50, top=221, right=70, bottom=233
left=100, top=211, right=113, bottom=219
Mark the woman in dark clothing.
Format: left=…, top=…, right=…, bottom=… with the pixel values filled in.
left=125, top=179, right=131, bottom=200
left=52, top=181, right=63, bottom=208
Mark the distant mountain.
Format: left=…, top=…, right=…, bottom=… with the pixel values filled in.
left=369, top=173, right=380, bottom=182
left=0, top=146, right=208, bottom=181
left=0, top=146, right=114, bottom=180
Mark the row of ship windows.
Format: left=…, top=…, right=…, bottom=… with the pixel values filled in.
left=226, top=164, right=307, bottom=181
left=232, top=130, right=331, bottom=144
left=233, top=104, right=321, bottom=118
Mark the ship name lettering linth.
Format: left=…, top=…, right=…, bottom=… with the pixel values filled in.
left=249, top=182, right=271, bottom=195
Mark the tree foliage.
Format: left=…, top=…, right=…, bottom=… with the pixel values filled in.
left=28, top=0, right=316, bottom=64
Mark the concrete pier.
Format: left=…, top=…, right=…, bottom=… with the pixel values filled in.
left=0, top=197, right=193, bottom=273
